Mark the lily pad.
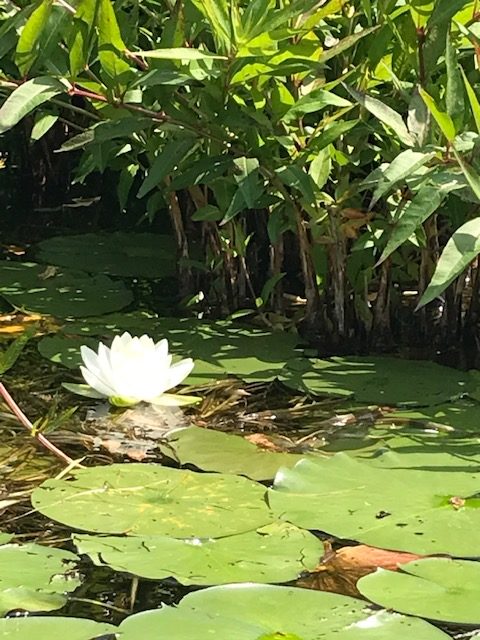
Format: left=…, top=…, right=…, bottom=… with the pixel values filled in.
left=0, top=617, right=115, bottom=640
left=280, top=356, right=470, bottom=406
left=36, top=232, right=177, bottom=278
left=0, top=533, right=12, bottom=544
left=163, top=426, right=315, bottom=481
left=358, top=558, right=480, bottom=624
left=32, top=463, right=273, bottom=537
left=74, top=521, right=323, bottom=585
left=0, top=543, right=80, bottom=615
left=38, top=316, right=299, bottom=384
left=387, top=400, right=480, bottom=432
left=0, top=261, right=132, bottom=317
left=117, top=583, right=450, bottom=639
left=268, top=452, right=480, bottom=556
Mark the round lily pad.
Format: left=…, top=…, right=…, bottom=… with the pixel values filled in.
left=0, top=533, right=12, bottom=545
left=0, top=617, right=115, bottom=640
left=117, top=583, right=450, bottom=639
left=358, top=558, right=480, bottom=624
left=37, top=316, right=299, bottom=384
left=32, top=463, right=273, bottom=537
left=0, top=543, right=80, bottom=616
left=280, top=356, right=470, bottom=406
left=0, top=261, right=132, bottom=317
left=163, top=426, right=314, bottom=481
left=268, top=452, right=480, bottom=556
left=35, top=232, right=177, bottom=278
left=74, top=521, right=324, bottom=585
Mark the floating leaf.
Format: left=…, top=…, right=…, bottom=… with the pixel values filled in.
left=163, top=426, right=314, bottom=481
left=0, top=543, right=80, bottom=616
left=0, top=261, right=132, bottom=317
left=268, top=452, right=480, bottom=556
left=280, top=356, right=470, bottom=406
left=38, top=316, right=299, bottom=384
left=117, top=583, right=450, bottom=639
left=0, top=617, right=115, bottom=640
left=36, top=232, right=177, bottom=278
left=74, top=522, right=323, bottom=585
left=358, top=558, right=480, bottom=624
left=32, top=463, right=273, bottom=537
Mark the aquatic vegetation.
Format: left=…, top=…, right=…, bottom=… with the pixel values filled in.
left=78, top=332, right=196, bottom=407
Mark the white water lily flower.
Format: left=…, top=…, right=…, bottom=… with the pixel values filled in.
left=79, top=332, right=195, bottom=406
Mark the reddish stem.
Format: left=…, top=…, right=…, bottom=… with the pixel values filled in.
left=0, top=382, right=74, bottom=465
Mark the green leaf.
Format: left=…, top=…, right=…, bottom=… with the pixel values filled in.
left=232, top=157, right=262, bottom=208
left=190, top=0, right=232, bottom=52
left=418, top=217, right=480, bottom=308
left=0, top=260, right=132, bottom=317
left=32, top=463, right=274, bottom=537
left=137, top=47, right=226, bottom=60
left=460, top=67, right=480, bottom=134
left=97, top=0, right=131, bottom=83
left=452, top=146, right=480, bottom=200
left=62, top=382, right=104, bottom=399
left=0, top=618, right=115, bottom=640
left=319, top=25, right=380, bottom=64
left=281, top=89, right=351, bottom=124
left=0, top=77, right=64, bottom=134
left=137, top=139, right=195, bottom=199
left=30, top=112, right=58, bottom=142
left=427, top=0, right=471, bottom=28
left=0, top=326, right=36, bottom=375
left=369, top=150, right=435, bottom=209
left=164, top=426, right=311, bottom=481
left=69, top=0, right=101, bottom=77
left=378, top=184, right=448, bottom=263
left=358, top=558, right=480, bottom=624
left=150, top=393, right=201, bottom=406
left=344, top=85, right=415, bottom=147
left=74, top=521, right=323, bottom=585
left=14, top=0, right=52, bottom=75
left=419, top=88, right=455, bottom=141
left=308, top=120, right=357, bottom=154
left=36, top=231, right=177, bottom=278
left=269, top=451, right=480, bottom=555
left=445, top=30, right=464, bottom=130
left=117, top=584, right=450, bottom=640
left=280, top=355, right=470, bottom=406
left=0, top=543, right=80, bottom=616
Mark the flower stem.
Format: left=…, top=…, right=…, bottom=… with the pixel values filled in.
left=0, top=382, right=74, bottom=465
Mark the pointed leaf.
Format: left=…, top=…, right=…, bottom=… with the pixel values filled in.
left=419, top=88, right=455, bottom=141
left=418, top=217, right=480, bottom=308
left=344, top=85, right=415, bottom=147
left=137, top=139, right=195, bottom=199
left=0, top=77, right=65, bottom=134
left=137, top=47, right=226, bottom=60
left=15, top=0, right=53, bottom=75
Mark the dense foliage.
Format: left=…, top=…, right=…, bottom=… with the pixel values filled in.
left=1, top=0, right=480, bottom=353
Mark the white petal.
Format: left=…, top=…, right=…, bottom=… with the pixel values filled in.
left=97, top=343, right=114, bottom=381
left=154, top=338, right=168, bottom=358
left=111, top=332, right=133, bottom=353
left=139, top=334, right=155, bottom=349
left=80, top=366, right=116, bottom=398
left=80, top=345, right=101, bottom=374
left=164, top=358, right=195, bottom=391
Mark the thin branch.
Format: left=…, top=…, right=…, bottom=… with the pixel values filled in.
left=0, top=382, right=74, bottom=465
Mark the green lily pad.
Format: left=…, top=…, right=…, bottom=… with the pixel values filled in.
left=0, top=261, right=132, bottom=317
left=268, top=452, right=480, bottom=556
left=117, top=583, right=450, bottom=639
left=38, top=316, right=299, bottom=384
left=280, top=356, right=470, bottom=406
left=0, top=533, right=12, bottom=545
left=358, top=558, right=480, bottom=624
left=163, top=426, right=316, bottom=481
left=74, top=521, right=323, bottom=585
left=387, top=400, right=480, bottom=432
left=0, top=617, right=115, bottom=639
left=32, top=463, right=273, bottom=537
left=36, top=232, right=177, bottom=278
left=0, top=543, right=80, bottom=615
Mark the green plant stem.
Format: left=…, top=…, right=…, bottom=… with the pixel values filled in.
left=0, top=382, right=74, bottom=465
